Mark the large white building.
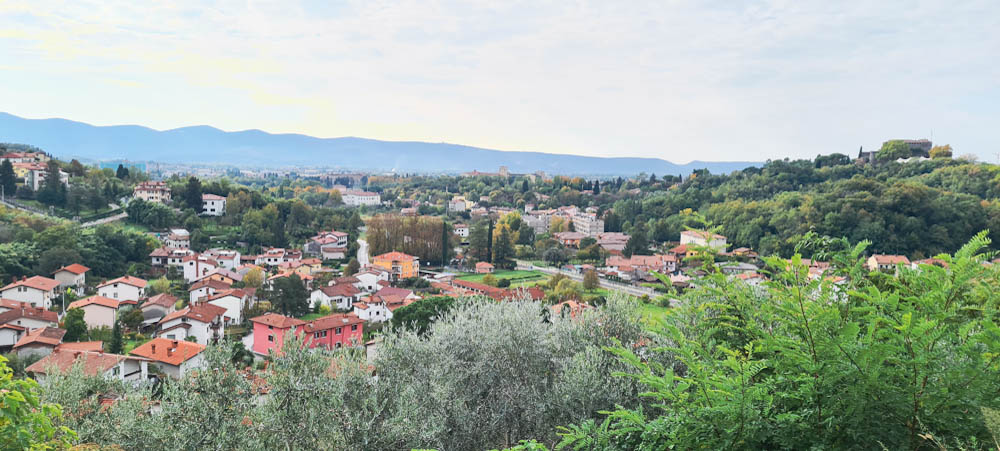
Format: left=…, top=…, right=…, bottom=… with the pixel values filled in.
left=680, top=230, right=728, bottom=252
left=202, top=194, right=226, bottom=216
left=343, top=190, right=381, bottom=207
left=133, top=181, right=172, bottom=203
left=571, top=211, right=605, bottom=237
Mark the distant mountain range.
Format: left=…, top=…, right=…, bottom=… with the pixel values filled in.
left=0, top=112, right=758, bottom=175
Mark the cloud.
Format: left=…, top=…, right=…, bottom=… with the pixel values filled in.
left=0, top=0, right=998, bottom=162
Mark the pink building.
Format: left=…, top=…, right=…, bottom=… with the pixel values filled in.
left=249, top=312, right=364, bottom=355
left=248, top=313, right=305, bottom=356
left=302, top=313, right=364, bottom=350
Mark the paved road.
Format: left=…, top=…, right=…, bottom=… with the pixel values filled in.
left=357, top=239, right=370, bottom=266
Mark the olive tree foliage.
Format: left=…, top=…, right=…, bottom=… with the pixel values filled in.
left=559, top=232, right=1000, bottom=450
left=374, top=293, right=647, bottom=450
left=34, top=297, right=647, bottom=450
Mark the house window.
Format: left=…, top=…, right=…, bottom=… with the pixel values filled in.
left=335, top=343, right=342, bottom=348
left=112, top=366, right=120, bottom=376
left=335, top=327, right=342, bottom=335
left=351, top=325, right=358, bottom=331
left=268, top=325, right=273, bottom=330
left=268, top=335, right=274, bottom=342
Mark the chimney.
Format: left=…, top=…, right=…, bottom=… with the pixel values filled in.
left=151, top=344, right=156, bottom=353
left=171, top=340, right=178, bottom=347
left=167, top=348, right=173, bottom=357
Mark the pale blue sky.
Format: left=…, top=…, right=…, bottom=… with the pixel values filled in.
left=1, top=1, right=998, bottom=162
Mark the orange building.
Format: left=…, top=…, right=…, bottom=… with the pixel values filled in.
left=371, top=251, right=420, bottom=281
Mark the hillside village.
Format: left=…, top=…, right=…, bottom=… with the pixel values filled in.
left=3, top=139, right=1000, bottom=449
left=0, top=138, right=983, bottom=380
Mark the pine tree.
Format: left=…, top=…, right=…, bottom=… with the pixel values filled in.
left=184, top=176, right=203, bottom=211
left=0, top=159, right=15, bottom=198
left=109, top=320, right=123, bottom=354
left=486, top=219, right=494, bottom=263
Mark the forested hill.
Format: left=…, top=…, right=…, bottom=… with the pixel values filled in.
left=614, top=155, right=1000, bottom=258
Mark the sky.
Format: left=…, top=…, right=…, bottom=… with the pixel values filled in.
left=1, top=1, right=998, bottom=162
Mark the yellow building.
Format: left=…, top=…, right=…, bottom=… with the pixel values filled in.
left=371, top=252, right=420, bottom=281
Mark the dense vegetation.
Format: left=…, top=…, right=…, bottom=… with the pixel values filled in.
left=7, top=233, right=999, bottom=449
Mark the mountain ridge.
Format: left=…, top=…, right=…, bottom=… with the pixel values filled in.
left=0, top=112, right=758, bottom=175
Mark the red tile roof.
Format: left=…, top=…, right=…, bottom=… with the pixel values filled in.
left=302, top=313, right=364, bottom=333
left=55, top=341, right=104, bottom=352
left=189, top=279, right=232, bottom=292
left=97, top=276, right=148, bottom=289
left=26, top=350, right=140, bottom=376
left=68, top=296, right=122, bottom=311
left=130, top=337, right=206, bottom=366
left=142, top=293, right=179, bottom=309
left=318, top=284, right=360, bottom=298
left=249, top=313, right=306, bottom=329
left=13, top=326, right=65, bottom=349
left=2, top=276, right=60, bottom=292
left=159, top=303, right=227, bottom=325
left=53, top=264, right=90, bottom=275
left=373, top=251, right=417, bottom=261
left=0, top=305, right=58, bottom=325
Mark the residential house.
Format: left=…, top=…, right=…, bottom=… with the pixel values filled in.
left=352, top=270, right=390, bottom=293
left=26, top=350, right=149, bottom=384
left=52, top=263, right=89, bottom=296
left=0, top=303, right=59, bottom=350
left=679, top=230, right=728, bottom=252
left=156, top=303, right=227, bottom=344
left=12, top=326, right=66, bottom=358
left=139, top=293, right=178, bottom=330
left=867, top=255, right=911, bottom=272
left=0, top=276, right=61, bottom=309
left=205, top=289, right=249, bottom=325
left=475, top=262, right=495, bottom=274
left=255, top=248, right=302, bottom=267
left=310, top=284, right=362, bottom=311
left=67, top=296, right=125, bottom=329
left=163, top=229, right=190, bottom=249
left=188, top=279, right=232, bottom=304
left=149, top=247, right=194, bottom=267
left=204, top=249, right=241, bottom=270
left=352, top=287, right=419, bottom=323
left=370, top=251, right=420, bottom=281
left=194, top=268, right=242, bottom=286
left=182, top=254, right=220, bottom=283
left=307, top=230, right=349, bottom=251
left=302, top=313, right=364, bottom=349
left=133, top=181, right=172, bottom=203
left=201, top=193, right=226, bottom=216
left=604, top=254, right=678, bottom=275
left=596, top=232, right=630, bottom=253
left=97, top=276, right=147, bottom=302
left=554, top=232, right=587, bottom=248
left=448, top=196, right=469, bottom=212
left=249, top=313, right=306, bottom=356
left=25, top=164, right=69, bottom=191
left=454, top=223, right=469, bottom=238
left=130, top=338, right=206, bottom=379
